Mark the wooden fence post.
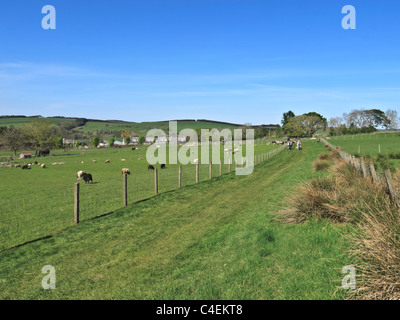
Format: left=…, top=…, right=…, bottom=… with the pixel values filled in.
left=209, top=162, right=212, bottom=179
left=369, top=162, right=378, bottom=185
left=178, top=166, right=182, bottom=188
left=123, top=173, right=128, bottom=207
left=154, top=168, right=158, bottom=195
left=384, top=170, right=396, bottom=203
left=74, top=183, right=79, bottom=225
left=360, top=158, right=368, bottom=178
left=196, top=163, right=199, bottom=183
left=219, top=162, right=222, bottom=176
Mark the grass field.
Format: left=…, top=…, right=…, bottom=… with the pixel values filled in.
left=329, top=132, right=400, bottom=156
left=0, top=140, right=351, bottom=299
left=0, top=117, right=242, bottom=137
left=0, top=141, right=280, bottom=251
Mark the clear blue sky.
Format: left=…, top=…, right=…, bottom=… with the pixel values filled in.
left=1, top=0, right=399, bottom=125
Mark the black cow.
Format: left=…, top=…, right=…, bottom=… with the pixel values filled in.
left=161, top=164, right=166, bottom=169
left=148, top=165, right=155, bottom=170
left=21, top=165, right=30, bottom=170
left=38, top=150, right=50, bottom=157
left=132, top=147, right=137, bottom=151
left=82, top=173, right=93, bottom=183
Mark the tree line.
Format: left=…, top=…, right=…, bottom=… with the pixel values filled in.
left=279, top=109, right=399, bottom=138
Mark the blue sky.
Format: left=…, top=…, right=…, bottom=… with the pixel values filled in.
left=0, top=0, right=399, bottom=125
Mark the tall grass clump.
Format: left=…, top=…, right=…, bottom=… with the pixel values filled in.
left=348, top=199, right=400, bottom=300
left=277, top=160, right=390, bottom=224
left=278, top=151, right=400, bottom=299
left=313, top=159, right=330, bottom=172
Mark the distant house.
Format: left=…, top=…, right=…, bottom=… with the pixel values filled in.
left=19, top=152, right=32, bottom=159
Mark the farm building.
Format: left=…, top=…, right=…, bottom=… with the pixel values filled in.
left=19, top=152, right=32, bottom=159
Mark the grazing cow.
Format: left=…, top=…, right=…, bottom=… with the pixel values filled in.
left=132, top=147, right=137, bottom=151
left=121, top=168, right=131, bottom=175
left=92, top=160, right=97, bottom=163
left=105, top=160, right=110, bottom=163
left=193, top=159, right=199, bottom=164
left=41, top=164, right=46, bottom=168
left=34, top=161, right=38, bottom=165
left=82, top=173, right=93, bottom=183
left=161, top=164, right=166, bottom=169
left=148, top=165, right=155, bottom=170
left=120, top=159, right=126, bottom=162
left=21, top=165, right=30, bottom=170
left=138, top=157, right=143, bottom=161
left=77, top=171, right=84, bottom=179
left=14, top=164, right=21, bottom=168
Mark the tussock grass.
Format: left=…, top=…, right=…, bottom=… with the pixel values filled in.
left=313, top=159, right=330, bottom=171
left=318, top=153, right=329, bottom=160
left=278, top=160, right=390, bottom=224
left=348, top=199, right=400, bottom=300
left=279, top=152, right=400, bottom=299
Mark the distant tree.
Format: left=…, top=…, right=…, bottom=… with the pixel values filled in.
left=383, top=109, right=399, bottom=130
left=304, top=112, right=327, bottom=131
left=138, top=136, right=145, bottom=145
left=283, top=115, right=325, bottom=137
left=125, top=136, right=131, bottom=145
left=275, top=126, right=283, bottom=138
left=92, top=136, right=100, bottom=148
left=1, top=127, right=26, bottom=156
left=56, top=137, right=63, bottom=149
left=21, top=119, right=56, bottom=153
left=109, top=137, right=115, bottom=147
left=281, top=111, right=295, bottom=126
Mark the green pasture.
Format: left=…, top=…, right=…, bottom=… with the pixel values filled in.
left=0, top=117, right=241, bottom=137
left=77, top=120, right=241, bottom=135
left=328, top=132, right=400, bottom=156
left=0, top=142, right=280, bottom=251
left=0, top=140, right=351, bottom=299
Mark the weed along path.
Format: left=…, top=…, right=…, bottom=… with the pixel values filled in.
left=0, top=140, right=350, bottom=299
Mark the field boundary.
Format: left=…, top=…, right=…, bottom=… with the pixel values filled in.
left=321, top=138, right=400, bottom=206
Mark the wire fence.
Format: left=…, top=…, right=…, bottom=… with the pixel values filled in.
left=0, top=145, right=286, bottom=251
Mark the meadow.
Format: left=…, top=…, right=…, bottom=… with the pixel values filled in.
left=0, top=117, right=241, bottom=138
left=329, top=132, right=400, bottom=156
left=0, top=141, right=280, bottom=251
left=0, top=140, right=351, bottom=299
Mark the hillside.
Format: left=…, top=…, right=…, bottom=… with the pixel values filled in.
left=0, top=141, right=350, bottom=299
left=0, top=116, right=245, bottom=135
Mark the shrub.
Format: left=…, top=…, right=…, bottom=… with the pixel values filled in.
left=277, top=160, right=389, bottom=224
left=348, top=199, right=400, bottom=300
left=329, top=150, right=340, bottom=160
left=313, top=159, right=330, bottom=171
left=318, top=153, right=329, bottom=160
left=388, top=152, right=400, bottom=159
left=375, top=155, right=396, bottom=173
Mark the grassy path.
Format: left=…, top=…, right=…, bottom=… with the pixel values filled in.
left=0, top=140, right=350, bottom=299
